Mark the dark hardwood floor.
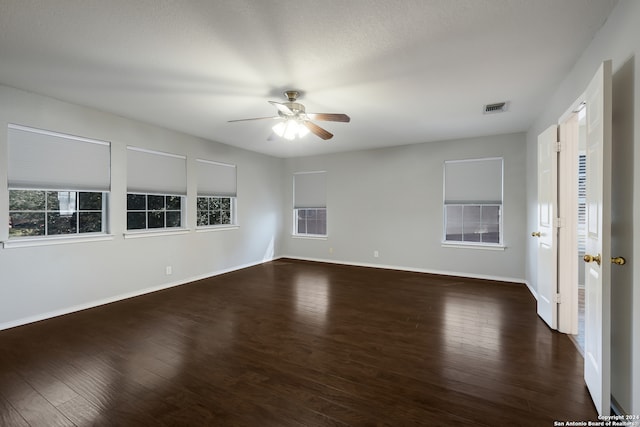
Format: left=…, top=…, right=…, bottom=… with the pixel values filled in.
left=0, top=259, right=598, bottom=426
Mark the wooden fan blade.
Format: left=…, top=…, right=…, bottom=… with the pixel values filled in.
left=228, top=116, right=279, bottom=123
left=303, top=121, right=333, bottom=140
left=268, top=101, right=294, bottom=115
left=307, top=113, right=350, bottom=123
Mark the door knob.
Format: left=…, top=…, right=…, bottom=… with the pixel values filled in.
left=583, top=254, right=601, bottom=266
left=531, top=231, right=541, bottom=237
left=611, top=256, right=626, bottom=265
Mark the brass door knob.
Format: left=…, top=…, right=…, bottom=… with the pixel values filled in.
left=583, top=254, right=601, bottom=266
left=531, top=231, right=541, bottom=237
left=611, top=257, right=626, bottom=265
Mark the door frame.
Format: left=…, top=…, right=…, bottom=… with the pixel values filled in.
left=535, top=125, right=559, bottom=330
left=556, top=109, right=580, bottom=335
left=535, top=106, right=581, bottom=335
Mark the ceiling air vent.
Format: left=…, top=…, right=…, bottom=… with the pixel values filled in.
left=483, top=102, right=508, bottom=114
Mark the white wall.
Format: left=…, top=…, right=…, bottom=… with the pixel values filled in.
left=525, top=0, right=639, bottom=413
left=281, top=133, right=527, bottom=283
left=0, top=84, right=284, bottom=329
left=0, top=85, right=527, bottom=334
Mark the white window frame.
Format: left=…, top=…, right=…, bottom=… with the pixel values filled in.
left=442, top=157, right=504, bottom=249
left=443, top=203, right=502, bottom=246
left=8, top=189, right=108, bottom=238
left=4, top=124, right=112, bottom=248
left=196, top=195, right=237, bottom=229
left=195, top=159, right=238, bottom=231
left=293, top=207, right=327, bottom=237
left=125, top=193, right=185, bottom=232
left=293, top=171, right=327, bottom=238
left=125, top=147, right=187, bottom=237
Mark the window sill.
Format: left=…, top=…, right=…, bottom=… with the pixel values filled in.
left=3, top=234, right=114, bottom=249
left=196, top=225, right=239, bottom=233
left=124, top=228, right=190, bottom=239
left=441, top=242, right=506, bottom=251
left=291, top=234, right=328, bottom=240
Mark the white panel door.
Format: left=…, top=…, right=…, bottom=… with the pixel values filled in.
left=583, top=60, right=612, bottom=416
left=536, top=125, right=558, bottom=329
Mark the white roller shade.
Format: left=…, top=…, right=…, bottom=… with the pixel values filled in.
left=127, top=146, right=186, bottom=195
left=294, top=171, right=326, bottom=209
left=196, top=159, right=237, bottom=197
left=8, top=124, right=110, bottom=191
left=444, top=158, right=503, bottom=204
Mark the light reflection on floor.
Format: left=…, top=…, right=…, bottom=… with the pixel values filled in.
left=294, top=273, right=329, bottom=330
left=442, top=294, right=503, bottom=357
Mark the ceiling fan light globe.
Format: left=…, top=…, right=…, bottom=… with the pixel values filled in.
left=298, top=124, right=310, bottom=138
left=272, top=118, right=311, bottom=140
left=283, top=120, right=298, bottom=140
left=272, top=121, right=286, bottom=137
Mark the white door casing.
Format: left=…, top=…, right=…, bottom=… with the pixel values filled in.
left=583, top=60, right=612, bottom=416
left=536, top=125, right=558, bottom=330
left=557, top=115, right=579, bottom=335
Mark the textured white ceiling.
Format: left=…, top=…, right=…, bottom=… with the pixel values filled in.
left=0, top=0, right=617, bottom=158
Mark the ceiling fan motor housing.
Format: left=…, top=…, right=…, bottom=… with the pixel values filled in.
left=279, top=102, right=305, bottom=117
left=280, top=90, right=305, bottom=117
left=284, top=90, right=299, bottom=101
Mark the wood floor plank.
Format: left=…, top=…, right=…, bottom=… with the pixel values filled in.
left=0, top=259, right=599, bottom=425
left=55, top=395, right=102, bottom=426
left=0, top=394, right=29, bottom=427
left=0, top=370, right=73, bottom=426
left=20, top=368, right=79, bottom=407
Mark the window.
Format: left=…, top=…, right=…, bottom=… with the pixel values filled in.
left=126, top=147, right=186, bottom=231
left=444, top=204, right=501, bottom=244
left=9, top=190, right=104, bottom=237
left=127, top=194, right=183, bottom=230
left=577, top=153, right=586, bottom=254
left=293, top=171, right=327, bottom=236
left=295, top=207, right=327, bottom=236
left=443, top=158, right=503, bottom=245
left=196, top=159, right=237, bottom=228
left=197, top=197, right=234, bottom=226
left=7, top=124, right=110, bottom=240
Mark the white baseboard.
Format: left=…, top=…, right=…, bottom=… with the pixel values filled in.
left=0, top=258, right=272, bottom=332
left=524, top=280, right=538, bottom=300
left=280, top=255, right=526, bottom=285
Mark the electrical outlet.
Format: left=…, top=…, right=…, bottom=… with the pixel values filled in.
left=374, top=250, right=379, bottom=258
left=165, top=266, right=172, bottom=275
left=329, top=247, right=334, bottom=254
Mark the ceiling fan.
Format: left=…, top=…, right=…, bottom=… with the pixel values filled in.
left=228, top=91, right=350, bottom=141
